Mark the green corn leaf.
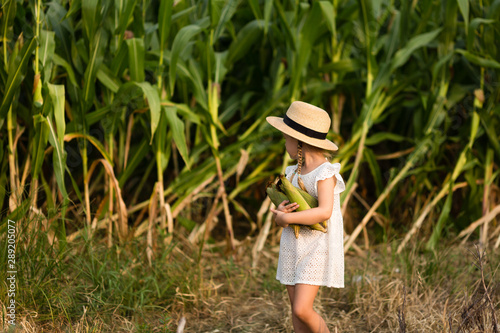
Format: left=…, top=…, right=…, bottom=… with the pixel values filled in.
left=0, top=37, right=37, bottom=119
left=432, top=53, right=454, bottom=81
left=452, top=149, right=467, bottom=182
left=158, top=0, right=174, bottom=74
left=1, top=0, right=16, bottom=50
left=76, top=40, right=89, bottom=69
left=210, top=0, right=225, bottom=28
left=214, top=0, right=240, bottom=42
left=442, top=0, right=458, bottom=56
left=176, top=58, right=208, bottom=110
left=0, top=64, right=6, bottom=91
left=319, top=59, right=363, bottom=73
left=47, top=83, right=68, bottom=199
left=365, top=132, right=412, bottom=146
left=214, top=51, right=228, bottom=86
left=118, top=138, right=149, bottom=186
left=47, top=114, right=68, bottom=198
left=47, top=83, right=66, bottom=147
left=115, top=0, right=137, bottom=46
left=110, top=41, right=128, bottom=77
left=273, top=1, right=295, bottom=50
left=82, top=0, right=99, bottom=41
left=426, top=182, right=453, bottom=251
left=455, top=49, right=500, bottom=69
left=263, top=0, right=272, bottom=34
left=154, top=109, right=170, bottom=172
left=363, top=147, right=383, bottom=196
left=164, top=106, right=190, bottom=169
left=83, top=105, right=111, bottom=126
left=468, top=111, right=480, bottom=148
left=97, top=65, right=120, bottom=93
left=247, top=0, right=262, bottom=19
left=40, top=30, right=55, bottom=83
left=158, top=0, right=174, bottom=52
left=64, top=0, right=81, bottom=19
left=82, top=28, right=108, bottom=111
left=169, top=24, right=203, bottom=96
left=467, top=18, right=495, bottom=51
left=384, top=9, right=401, bottom=61
left=126, top=38, right=145, bottom=82
left=82, top=0, right=102, bottom=41
left=226, top=20, right=265, bottom=65
left=171, top=5, right=196, bottom=22
left=290, top=2, right=325, bottom=98
left=480, top=112, right=500, bottom=158
left=52, top=54, right=77, bottom=86
left=391, top=28, right=442, bottom=71
left=40, top=30, right=56, bottom=66
left=46, top=2, right=74, bottom=61
left=456, top=0, right=469, bottom=32
left=65, top=164, right=84, bottom=206
left=319, top=1, right=335, bottom=35
left=134, top=81, right=161, bottom=143
left=165, top=102, right=201, bottom=125
left=170, top=170, right=218, bottom=212
left=358, top=0, right=376, bottom=94
left=32, top=114, right=50, bottom=180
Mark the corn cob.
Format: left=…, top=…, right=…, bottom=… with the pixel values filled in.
left=296, top=187, right=318, bottom=206
left=278, top=175, right=327, bottom=234
left=295, top=187, right=328, bottom=229
left=266, top=184, right=301, bottom=238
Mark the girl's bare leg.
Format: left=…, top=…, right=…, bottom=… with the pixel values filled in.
left=286, top=285, right=312, bottom=333
left=287, top=284, right=330, bottom=333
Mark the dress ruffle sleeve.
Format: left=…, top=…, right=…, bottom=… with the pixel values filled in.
left=315, top=162, right=346, bottom=195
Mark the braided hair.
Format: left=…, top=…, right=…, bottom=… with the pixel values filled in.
left=296, top=141, right=307, bottom=191
left=295, top=140, right=333, bottom=192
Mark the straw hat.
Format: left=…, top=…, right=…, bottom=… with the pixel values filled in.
left=266, top=101, right=338, bottom=151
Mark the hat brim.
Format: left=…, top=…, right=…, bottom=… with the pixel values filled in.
left=266, top=116, right=339, bottom=151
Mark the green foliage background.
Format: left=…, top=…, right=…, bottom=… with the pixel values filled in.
left=1, top=0, right=500, bottom=252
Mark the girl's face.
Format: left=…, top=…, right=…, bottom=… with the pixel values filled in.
left=284, top=133, right=298, bottom=159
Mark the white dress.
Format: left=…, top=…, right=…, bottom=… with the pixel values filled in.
left=276, top=161, right=346, bottom=288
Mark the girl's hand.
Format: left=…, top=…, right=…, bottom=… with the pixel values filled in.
left=270, top=200, right=299, bottom=228
left=273, top=210, right=289, bottom=228
left=275, top=200, right=300, bottom=213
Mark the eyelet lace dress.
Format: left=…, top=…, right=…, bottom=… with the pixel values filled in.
left=276, top=161, right=346, bottom=288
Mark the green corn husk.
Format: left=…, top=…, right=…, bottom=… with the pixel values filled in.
left=296, top=187, right=328, bottom=229
left=296, top=187, right=318, bottom=206
left=277, top=175, right=327, bottom=235
left=266, top=184, right=301, bottom=238
left=266, top=184, right=288, bottom=205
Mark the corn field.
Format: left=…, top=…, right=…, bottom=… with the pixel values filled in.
left=1, top=0, right=500, bottom=331
left=1, top=0, right=500, bottom=263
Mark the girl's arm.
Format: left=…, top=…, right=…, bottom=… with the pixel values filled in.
left=274, top=176, right=337, bottom=227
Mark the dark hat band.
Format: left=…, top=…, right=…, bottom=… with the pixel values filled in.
left=283, top=114, right=328, bottom=140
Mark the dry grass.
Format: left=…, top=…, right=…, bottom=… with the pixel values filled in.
left=164, top=241, right=499, bottom=333
left=1, top=238, right=498, bottom=332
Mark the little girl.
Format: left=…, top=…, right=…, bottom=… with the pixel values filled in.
left=266, top=101, right=345, bottom=333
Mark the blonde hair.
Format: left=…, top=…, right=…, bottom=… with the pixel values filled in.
left=296, top=141, right=333, bottom=191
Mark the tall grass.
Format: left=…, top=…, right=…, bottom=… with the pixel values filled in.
left=1, top=207, right=203, bottom=331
